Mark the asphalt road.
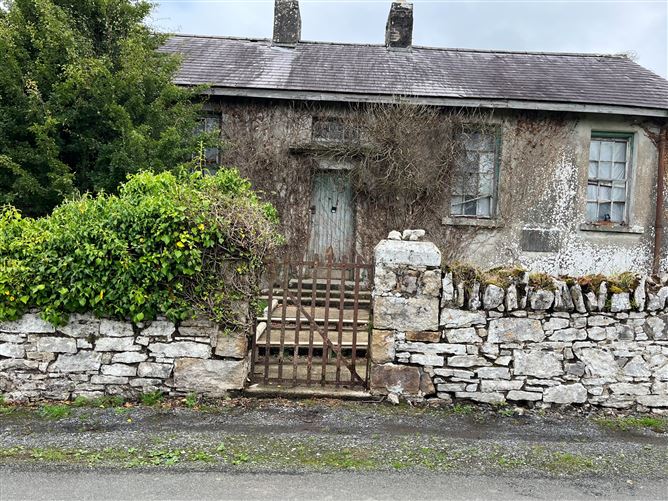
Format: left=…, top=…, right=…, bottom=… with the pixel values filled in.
left=1, top=468, right=667, bottom=501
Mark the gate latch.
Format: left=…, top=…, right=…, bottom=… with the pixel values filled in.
left=310, top=205, right=316, bottom=214
left=331, top=206, right=337, bottom=213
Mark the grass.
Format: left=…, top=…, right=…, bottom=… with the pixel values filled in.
left=528, top=272, right=556, bottom=291
left=497, top=407, right=516, bottom=418
left=0, top=439, right=648, bottom=476
left=184, top=393, right=198, bottom=409
left=139, top=391, right=163, bottom=406
left=0, top=395, right=13, bottom=415
left=596, top=416, right=668, bottom=434
left=38, top=404, right=71, bottom=419
left=542, top=452, right=596, bottom=473
left=72, top=395, right=125, bottom=408
left=450, top=403, right=475, bottom=415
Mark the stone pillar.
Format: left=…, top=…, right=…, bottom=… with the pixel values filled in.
left=369, top=231, right=441, bottom=398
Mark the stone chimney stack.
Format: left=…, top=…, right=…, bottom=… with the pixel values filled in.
left=273, top=0, right=301, bottom=46
left=385, top=1, right=413, bottom=49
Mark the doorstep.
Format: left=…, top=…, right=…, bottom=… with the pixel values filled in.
left=244, top=383, right=373, bottom=400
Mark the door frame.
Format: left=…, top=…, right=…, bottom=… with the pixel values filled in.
left=307, top=159, right=357, bottom=262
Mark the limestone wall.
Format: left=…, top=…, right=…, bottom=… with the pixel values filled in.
left=371, top=234, right=668, bottom=411
left=0, top=313, right=250, bottom=402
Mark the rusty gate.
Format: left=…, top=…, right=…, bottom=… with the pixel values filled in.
left=251, top=255, right=373, bottom=389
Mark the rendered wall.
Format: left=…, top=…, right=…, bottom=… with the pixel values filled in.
left=208, top=98, right=663, bottom=275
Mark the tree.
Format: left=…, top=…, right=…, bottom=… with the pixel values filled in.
left=0, top=0, right=210, bottom=216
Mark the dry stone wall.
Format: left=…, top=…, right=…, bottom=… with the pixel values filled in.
left=371, top=234, right=668, bottom=412
left=0, top=313, right=250, bottom=402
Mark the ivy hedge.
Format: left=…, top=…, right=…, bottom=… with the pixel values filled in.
left=0, top=169, right=281, bottom=325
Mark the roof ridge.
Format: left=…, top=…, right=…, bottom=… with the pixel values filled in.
left=165, top=33, right=630, bottom=60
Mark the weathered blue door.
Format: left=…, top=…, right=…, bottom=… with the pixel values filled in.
left=307, top=169, right=355, bottom=262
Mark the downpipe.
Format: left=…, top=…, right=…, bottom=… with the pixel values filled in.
left=653, top=127, right=667, bottom=275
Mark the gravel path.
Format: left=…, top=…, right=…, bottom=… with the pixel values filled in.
left=1, top=398, right=667, bottom=479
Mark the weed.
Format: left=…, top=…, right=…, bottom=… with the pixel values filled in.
left=497, top=407, right=516, bottom=418
left=31, top=449, right=67, bottom=461
left=96, top=395, right=125, bottom=408
left=254, top=299, right=269, bottom=316
left=577, top=274, right=606, bottom=293
left=496, top=455, right=526, bottom=469
left=391, top=460, right=409, bottom=470
left=449, top=262, right=483, bottom=287
left=451, top=403, right=475, bottom=415
left=72, top=396, right=89, bottom=407
left=528, top=272, right=556, bottom=291
left=0, top=395, right=13, bottom=415
left=232, top=452, right=250, bottom=465
left=140, top=391, right=163, bottom=406
left=310, top=450, right=377, bottom=470
left=71, top=395, right=125, bottom=408
left=190, top=450, right=215, bottom=462
left=38, top=404, right=70, bottom=419
left=596, top=416, right=668, bottom=434
left=544, top=452, right=595, bottom=473
left=483, top=266, right=525, bottom=289
left=184, top=393, right=198, bottom=409
left=608, top=272, right=639, bottom=293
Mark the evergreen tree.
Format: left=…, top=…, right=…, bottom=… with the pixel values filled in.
left=0, top=0, right=208, bottom=216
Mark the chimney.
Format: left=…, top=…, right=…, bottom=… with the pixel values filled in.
left=273, top=0, right=301, bottom=46
left=385, top=1, right=413, bottom=49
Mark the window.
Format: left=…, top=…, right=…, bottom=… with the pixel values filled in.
left=450, top=131, right=499, bottom=218
left=586, top=135, right=631, bottom=224
left=195, top=115, right=221, bottom=166
left=312, top=117, right=357, bottom=143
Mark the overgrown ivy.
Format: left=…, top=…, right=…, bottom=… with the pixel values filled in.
left=0, top=169, right=281, bottom=326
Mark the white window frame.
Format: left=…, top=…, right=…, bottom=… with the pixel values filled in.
left=586, top=133, right=633, bottom=225
left=450, top=130, right=501, bottom=219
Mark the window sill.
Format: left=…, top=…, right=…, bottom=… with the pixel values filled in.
left=443, top=217, right=504, bottom=229
left=579, top=223, right=644, bottom=234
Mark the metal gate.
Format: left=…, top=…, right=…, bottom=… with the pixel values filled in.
left=251, top=255, right=372, bottom=389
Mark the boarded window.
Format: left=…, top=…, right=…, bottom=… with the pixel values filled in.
left=312, top=117, right=357, bottom=143
left=450, top=131, right=499, bottom=218
left=586, top=135, right=631, bottom=224
left=520, top=228, right=561, bottom=252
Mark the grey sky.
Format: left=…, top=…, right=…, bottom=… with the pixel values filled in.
left=151, top=0, right=668, bottom=78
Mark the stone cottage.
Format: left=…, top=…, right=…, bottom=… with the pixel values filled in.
left=163, top=0, right=668, bottom=276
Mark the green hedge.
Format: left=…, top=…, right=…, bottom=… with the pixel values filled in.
left=0, top=169, right=280, bottom=325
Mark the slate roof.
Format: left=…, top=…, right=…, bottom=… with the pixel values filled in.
left=162, top=35, right=668, bottom=115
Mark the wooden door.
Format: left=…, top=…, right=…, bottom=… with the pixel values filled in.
left=307, top=170, right=355, bottom=262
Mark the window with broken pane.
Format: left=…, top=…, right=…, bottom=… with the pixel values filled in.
left=450, top=131, right=499, bottom=218
left=586, top=136, right=631, bottom=224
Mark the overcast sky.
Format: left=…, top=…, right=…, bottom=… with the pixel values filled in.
left=150, top=0, right=668, bottom=78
